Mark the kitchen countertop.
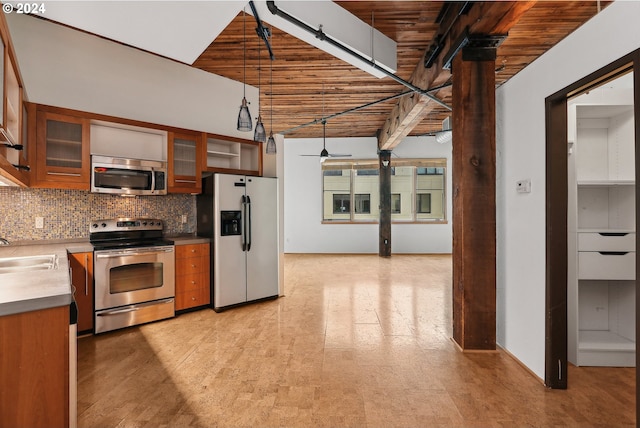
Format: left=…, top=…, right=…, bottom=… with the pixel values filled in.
left=168, top=234, right=211, bottom=245
left=0, top=242, right=74, bottom=317
left=0, top=235, right=209, bottom=317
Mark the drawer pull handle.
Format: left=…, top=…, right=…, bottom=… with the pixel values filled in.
left=599, top=232, right=629, bottom=237
left=598, top=251, right=629, bottom=256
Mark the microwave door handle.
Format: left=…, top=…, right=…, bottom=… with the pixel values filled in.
left=150, top=167, right=156, bottom=193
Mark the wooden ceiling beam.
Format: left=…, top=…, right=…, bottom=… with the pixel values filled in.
left=377, top=1, right=537, bottom=150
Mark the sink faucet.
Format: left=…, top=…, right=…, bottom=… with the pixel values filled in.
left=0, top=237, right=9, bottom=245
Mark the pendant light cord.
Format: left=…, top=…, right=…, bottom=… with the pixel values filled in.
left=243, top=7, right=246, bottom=99
left=257, top=35, right=261, bottom=116
left=322, top=83, right=326, bottom=148
left=270, top=49, right=273, bottom=131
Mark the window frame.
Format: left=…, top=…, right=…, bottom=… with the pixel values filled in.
left=321, top=158, right=447, bottom=224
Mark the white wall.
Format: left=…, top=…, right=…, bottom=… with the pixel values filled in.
left=284, top=135, right=452, bottom=254
left=7, top=13, right=258, bottom=138
left=496, top=1, right=640, bottom=379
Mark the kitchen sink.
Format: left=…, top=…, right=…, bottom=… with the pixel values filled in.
left=0, top=254, right=58, bottom=274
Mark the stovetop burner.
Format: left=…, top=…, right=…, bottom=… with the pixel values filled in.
left=89, top=218, right=173, bottom=250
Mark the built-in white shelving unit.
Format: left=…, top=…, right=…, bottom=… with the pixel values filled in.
left=205, top=135, right=260, bottom=174
left=568, top=80, right=636, bottom=367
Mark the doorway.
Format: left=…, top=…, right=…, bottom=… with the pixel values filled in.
left=545, top=50, right=639, bottom=420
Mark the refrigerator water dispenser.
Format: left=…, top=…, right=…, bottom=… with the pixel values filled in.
left=221, top=211, right=241, bottom=236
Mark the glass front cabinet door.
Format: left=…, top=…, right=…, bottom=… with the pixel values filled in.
left=168, top=131, right=202, bottom=193
left=35, top=109, right=91, bottom=189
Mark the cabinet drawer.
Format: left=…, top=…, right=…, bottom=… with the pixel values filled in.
left=176, top=256, right=208, bottom=275
left=176, top=287, right=210, bottom=311
left=578, top=251, right=635, bottom=280
left=176, top=272, right=208, bottom=293
left=578, top=232, right=635, bottom=252
left=176, top=243, right=210, bottom=258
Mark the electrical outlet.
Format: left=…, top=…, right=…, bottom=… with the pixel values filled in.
left=35, top=217, right=44, bottom=229
left=181, top=214, right=188, bottom=224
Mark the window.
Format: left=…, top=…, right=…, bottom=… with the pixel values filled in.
left=416, top=193, right=431, bottom=213
left=355, top=194, right=371, bottom=213
left=333, top=194, right=350, bottom=214
left=322, top=158, right=446, bottom=222
left=356, top=169, right=379, bottom=176
left=391, top=194, right=401, bottom=214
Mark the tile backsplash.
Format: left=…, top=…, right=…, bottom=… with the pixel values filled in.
left=0, top=187, right=196, bottom=241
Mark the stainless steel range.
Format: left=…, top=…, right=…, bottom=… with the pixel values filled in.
left=90, top=218, right=175, bottom=334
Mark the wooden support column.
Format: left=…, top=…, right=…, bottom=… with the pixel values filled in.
left=379, top=150, right=392, bottom=257
left=451, top=42, right=498, bottom=350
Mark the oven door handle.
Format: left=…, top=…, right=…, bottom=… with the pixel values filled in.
left=96, top=306, right=141, bottom=316
left=96, top=298, right=175, bottom=316
left=95, top=247, right=174, bottom=258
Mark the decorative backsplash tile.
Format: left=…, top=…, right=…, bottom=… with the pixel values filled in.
left=0, top=187, right=196, bottom=241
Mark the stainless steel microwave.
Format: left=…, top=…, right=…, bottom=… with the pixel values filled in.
left=91, top=155, right=167, bottom=195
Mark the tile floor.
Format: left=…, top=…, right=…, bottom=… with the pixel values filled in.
left=77, top=254, right=635, bottom=427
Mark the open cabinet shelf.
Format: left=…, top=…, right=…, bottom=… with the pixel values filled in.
left=204, top=133, right=261, bottom=176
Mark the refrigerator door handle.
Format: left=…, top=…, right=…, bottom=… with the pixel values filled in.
left=241, top=195, right=248, bottom=251
left=247, top=195, right=252, bottom=251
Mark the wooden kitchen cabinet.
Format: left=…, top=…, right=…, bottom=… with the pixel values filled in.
left=69, top=252, right=93, bottom=333
left=34, top=107, right=91, bottom=189
left=0, top=11, right=29, bottom=186
left=0, top=305, right=69, bottom=428
left=168, top=131, right=202, bottom=194
left=175, top=243, right=210, bottom=311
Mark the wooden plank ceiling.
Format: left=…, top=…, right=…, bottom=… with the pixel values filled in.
left=193, top=1, right=609, bottom=140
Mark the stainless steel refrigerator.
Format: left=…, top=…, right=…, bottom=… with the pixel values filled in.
left=197, top=173, right=279, bottom=311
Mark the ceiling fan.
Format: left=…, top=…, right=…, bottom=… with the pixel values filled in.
left=300, top=120, right=352, bottom=161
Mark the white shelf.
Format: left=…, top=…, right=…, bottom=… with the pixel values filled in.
left=577, top=228, right=635, bottom=233
left=207, top=150, right=239, bottom=158
left=578, top=180, right=635, bottom=186
left=579, top=330, right=635, bottom=351
left=578, top=330, right=635, bottom=367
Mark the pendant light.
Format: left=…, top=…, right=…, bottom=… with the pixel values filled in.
left=253, top=36, right=266, bottom=143
left=265, top=44, right=276, bottom=155
left=237, top=8, right=252, bottom=132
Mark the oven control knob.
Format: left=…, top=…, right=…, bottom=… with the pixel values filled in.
left=92, top=223, right=98, bottom=229
left=101, top=223, right=107, bottom=228
left=142, top=221, right=147, bottom=226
